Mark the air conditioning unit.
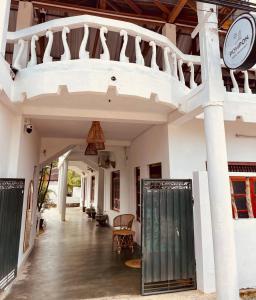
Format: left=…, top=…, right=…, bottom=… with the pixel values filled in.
left=98, top=151, right=110, bottom=168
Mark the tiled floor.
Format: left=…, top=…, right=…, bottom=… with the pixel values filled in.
left=1, top=207, right=218, bottom=300
left=2, top=208, right=141, bottom=300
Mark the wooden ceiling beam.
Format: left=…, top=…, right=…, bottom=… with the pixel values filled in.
left=153, top=0, right=170, bottom=15
left=106, top=0, right=120, bottom=12
left=187, top=0, right=197, bottom=12
left=99, top=0, right=107, bottom=10
left=219, top=8, right=236, bottom=28
left=168, top=0, right=188, bottom=23
left=123, top=0, right=142, bottom=15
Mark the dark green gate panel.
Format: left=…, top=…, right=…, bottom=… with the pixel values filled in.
left=141, top=179, right=196, bottom=295
left=0, top=179, right=25, bottom=290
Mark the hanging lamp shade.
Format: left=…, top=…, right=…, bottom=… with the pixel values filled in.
left=85, top=143, right=98, bottom=155
left=95, top=142, right=105, bottom=150
left=87, top=121, right=105, bottom=144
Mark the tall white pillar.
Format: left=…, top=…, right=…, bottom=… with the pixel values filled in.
left=0, top=0, right=11, bottom=55
left=57, top=164, right=63, bottom=213
left=13, top=1, right=34, bottom=68
left=197, top=3, right=239, bottom=300
left=80, top=177, right=86, bottom=210
left=97, top=168, right=105, bottom=214
left=204, top=104, right=239, bottom=300
left=60, top=159, right=68, bottom=221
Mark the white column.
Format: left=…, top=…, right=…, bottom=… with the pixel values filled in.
left=57, top=164, right=63, bottom=213
left=162, top=23, right=176, bottom=45
left=197, top=3, right=239, bottom=300
left=80, top=177, right=86, bottom=209
left=97, top=168, right=105, bottom=214
left=204, top=104, right=239, bottom=300
left=60, top=159, right=68, bottom=221
left=0, top=0, right=11, bottom=55
left=13, top=1, right=34, bottom=68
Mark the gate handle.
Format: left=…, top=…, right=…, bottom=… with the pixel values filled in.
left=176, top=227, right=180, bottom=237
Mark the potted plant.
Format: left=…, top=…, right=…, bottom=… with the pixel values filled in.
left=86, top=206, right=96, bottom=219
left=37, top=162, right=55, bottom=230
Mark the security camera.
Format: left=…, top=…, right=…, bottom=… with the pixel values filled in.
left=24, top=121, right=33, bottom=134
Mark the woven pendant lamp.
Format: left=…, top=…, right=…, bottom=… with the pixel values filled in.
left=87, top=121, right=105, bottom=144
left=84, top=143, right=98, bottom=155
left=95, top=142, right=105, bottom=150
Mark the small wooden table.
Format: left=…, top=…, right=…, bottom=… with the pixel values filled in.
left=113, top=229, right=135, bottom=254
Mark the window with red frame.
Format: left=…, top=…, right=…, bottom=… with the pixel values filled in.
left=230, top=177, right=256, bottom=219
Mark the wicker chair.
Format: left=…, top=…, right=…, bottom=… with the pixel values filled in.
left=112, top=214, right=135, bottom=253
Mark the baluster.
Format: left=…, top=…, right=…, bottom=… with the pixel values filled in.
left=163, top=47, right=171, bottom=75
left=119, top=30, right=129, bottom=63
left=135, top=36, right=144, bottom=66
left=242, top=71, right=252, bottom=94
left=187, top=62, right=197, bottom=89
left=230, top=70, right=239, bottom=93
left=100, top=27, right=110, bottom=61
left=178, top=58, right=185, bottom=85
left=43, top=30, right=53, bottom=63
left=28, top=35, right=39, bottom=68
left=61, top=27, right=71, bottom=61
left=79, top=24, right=89, bottom=59
left=171, top=53, right=178, bottom=79
left=13, top=39, right=25, bottom=70
left=149, top=41, right=159, bottom=71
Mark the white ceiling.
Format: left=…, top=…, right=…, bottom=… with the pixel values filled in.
left=32, top=118, right=152, bottom=140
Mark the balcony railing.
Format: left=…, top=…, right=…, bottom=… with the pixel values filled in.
left=6, top=14, right=201, bottom=91
left=220, top=57, right=256, bottom=95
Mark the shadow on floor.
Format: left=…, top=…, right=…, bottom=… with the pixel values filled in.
left=3, top=208, right=141, bottom=300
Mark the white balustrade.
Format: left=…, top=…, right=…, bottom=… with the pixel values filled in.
left=242, top=71, right=252, bottom=94
left=171, top=53, right=178, bottom=80
left=187, top=62, right=197, bottom=89
left=100, top=26, right=110, bottom=61
left=43, top=30, right=53, bottom=63
left=6, top=14, right=201, bottom=89
left=178, top=59, right=185, bottom=85
left=230, top=70, right=239, bottom=93
left=13, top=39, right=25, bottom=70
left=163, top=47, right=171, bottom=75
left=119, top=29, right=129, bottom=63
left=135, top=36, right=144, bottom=66
left=79, top=24, right=89, bottom=60
left=27, top=35, right=38, bottom=68
left=149, top=41, right=159, bottom=71
left=61, top=27, right=71, bottom=61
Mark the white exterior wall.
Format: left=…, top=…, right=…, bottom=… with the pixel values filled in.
left=0, top=100, right=40, bottom=267
left=0, top=101, right=15, bottom=176
left=193, top=171, right=256, bottom=291
left=104, top=146, right=130, bottom=227
left=16, top=122, right=40, bottom=267
left=128, top=124, right=170, bottom=244
left=169, top=119, right=256, bottom=179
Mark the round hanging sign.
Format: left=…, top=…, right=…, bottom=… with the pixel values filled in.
left=223, top=13, right=256, bottom=70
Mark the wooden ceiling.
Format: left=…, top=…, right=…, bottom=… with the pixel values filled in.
left=11, top=0, right=238, bottom=31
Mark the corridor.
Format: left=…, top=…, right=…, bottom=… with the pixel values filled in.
left=3, top=208, right=140, bottom=300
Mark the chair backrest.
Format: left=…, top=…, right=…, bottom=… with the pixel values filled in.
left=113, top=214, right=134, bottom=230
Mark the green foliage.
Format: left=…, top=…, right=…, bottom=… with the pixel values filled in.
left=37, top=164, right=53, bottom=212
left=67, top=169, right=81, bottom=194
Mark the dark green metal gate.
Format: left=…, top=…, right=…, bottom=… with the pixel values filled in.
left=141, top=179, right=196, bottom=295
left=0, top=179, right=25, bottom=290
